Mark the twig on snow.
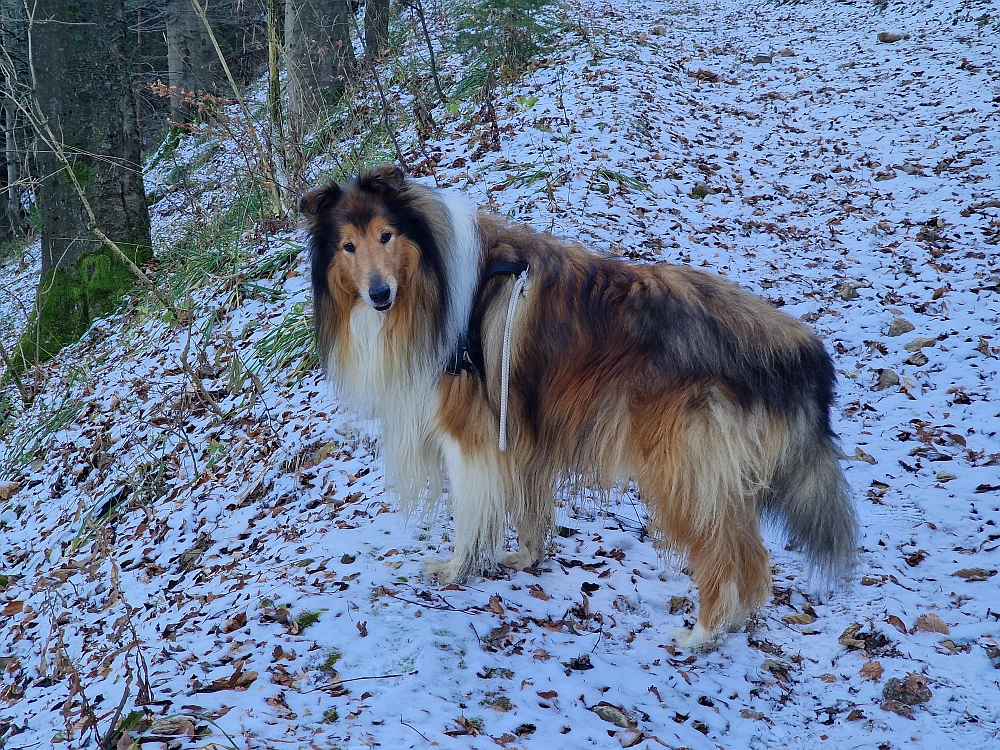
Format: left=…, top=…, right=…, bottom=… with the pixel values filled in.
left=401, top=718, right=433, bottom=742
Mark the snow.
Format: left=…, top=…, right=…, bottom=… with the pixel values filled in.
left=2, top=0, right=999, bottom=747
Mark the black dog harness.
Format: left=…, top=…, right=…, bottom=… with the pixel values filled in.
left=444, top=260, right=529, bottom=378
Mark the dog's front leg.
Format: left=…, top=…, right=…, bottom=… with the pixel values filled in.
left=421, top=436, right=507, bottom=584
left=501, top=473, right=551, bottom=571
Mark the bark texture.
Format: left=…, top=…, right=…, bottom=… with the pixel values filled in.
left=285, top=0, right=356, bottom=126
left=0, top=102, right=20, bottom=244
left=365, top=0, right=391, bottom=58
left=0, top=0, right=26, bottom=243
left=165, top=0, right=220, bottom=121
left=21, top=0, right=151, bottom=366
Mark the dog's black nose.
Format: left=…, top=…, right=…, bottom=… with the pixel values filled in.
left=369, top=283, right=391, bottom=308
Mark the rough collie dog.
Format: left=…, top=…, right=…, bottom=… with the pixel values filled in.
left=301, top=164, right=857, bottom=648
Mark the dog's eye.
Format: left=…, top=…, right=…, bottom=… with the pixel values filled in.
left=343, top=242, right=355, bottom=253
left=380, top=231, right=392, bottom=244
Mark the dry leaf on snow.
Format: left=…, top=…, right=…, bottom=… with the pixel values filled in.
left=953, top=568, right=996, bottom=582
left=886, top=615, right=907, bottom=633
left=860, top=661, right=884, bottom=681
left=782, top=612, right=816, bottom=625
left=913, top=613, right=949, bottom=635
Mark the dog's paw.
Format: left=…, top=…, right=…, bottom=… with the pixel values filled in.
left=420, top=557, right=465, bottom=584
left=500, top=550, right=540, bottom=570
left=669, top=624, right=717, bottom=651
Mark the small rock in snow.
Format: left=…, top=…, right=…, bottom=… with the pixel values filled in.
left=876, top=369, right=900, bottom=389
left=591, top=702, right=635, bottom=728
left=882, top=673, right=932, bottom=706
left=877, top=31, right=909, bottom=43
left=904, top=336, right=937, bottom=352
left=887, top=317, right=915, bottom=337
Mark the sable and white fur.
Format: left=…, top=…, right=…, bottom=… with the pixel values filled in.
left=301, top=164, right=858, bottom=648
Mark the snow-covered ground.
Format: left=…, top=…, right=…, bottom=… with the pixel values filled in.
left=2, top=0, right=999, bottom=747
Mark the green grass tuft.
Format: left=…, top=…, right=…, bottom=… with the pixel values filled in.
left=159, top=185, right=270, bottom=299
left=249, top=301, right=318, bottom=386
left=319, top=649, right=342, bottom=671
left=298, top=610, right=323, bottom=630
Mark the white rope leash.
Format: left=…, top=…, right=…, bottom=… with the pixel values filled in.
left=499, top=267, right=528, bottom=452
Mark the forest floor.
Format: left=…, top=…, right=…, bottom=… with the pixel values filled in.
left=2, top=0, right=1000, bottom=748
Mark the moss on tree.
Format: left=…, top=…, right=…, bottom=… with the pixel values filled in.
left=10, top=242, right=150, bottom=372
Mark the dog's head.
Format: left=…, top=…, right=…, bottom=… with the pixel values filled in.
left=301, top=164, right=423, bottom=313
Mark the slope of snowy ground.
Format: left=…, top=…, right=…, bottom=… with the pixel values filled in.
left=2, top=0, right=999, bottom=748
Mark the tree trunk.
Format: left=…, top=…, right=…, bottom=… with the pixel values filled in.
left=0, top=0, right=25, bottom=243
left=0, top=98, right=21, bottom=245
left=266, top=0, right=285, bottom=157
left=20, top=0, right=151, bottom=368
left=365, top=0, right=390, bottom=58
left=165, top=0, right=220, bottom=121
left=285, top=0, right=356, bottom=127
left=0, top=159, right=12, bottom=246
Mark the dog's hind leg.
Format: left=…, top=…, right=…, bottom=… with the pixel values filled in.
left=421, top=436, right=507, bottom=583
left=635, top=390, right=774, bottom=648
left=669, top=516, right=771, bottom=649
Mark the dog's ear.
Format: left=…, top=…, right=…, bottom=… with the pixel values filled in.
left=360, top=163, right=406, bottom=194
left=299, top=183, right=342, bottom=218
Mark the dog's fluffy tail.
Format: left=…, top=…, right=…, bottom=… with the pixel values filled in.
left=767, top=420, right=858, bottom=584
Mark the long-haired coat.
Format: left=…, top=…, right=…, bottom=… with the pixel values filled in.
left=301, top=164, right=857, bottom=647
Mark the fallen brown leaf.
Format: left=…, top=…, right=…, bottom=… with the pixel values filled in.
left=860, top=661, right=884, bottom=681
left=886, top=615, right=907, bottom=634
left=881, top=699, right=913, bottom=719
left=445, top=715, right=483, bottom=737
left=838, top=623, right=865, bottom=649
left=853, top=447, right=877, bottom=464
left=782, top=612, right=817, bottom=625
left=222, top=612, right=247, bottom=633
left=194, top=662, right=258, bottom=693
left=148, top=717, right=195, bottom=737
left=527, top=584, right=550, bottom=601
left=904, top=549, right=928, bottom=567
left=270, top=664, right=297, bottom=687
left=953, top=568, right=997, bottom=582
left=913, top=613, right=949, bottom=635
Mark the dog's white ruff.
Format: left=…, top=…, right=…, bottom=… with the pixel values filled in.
left=330, top=191, right=483, bottom=509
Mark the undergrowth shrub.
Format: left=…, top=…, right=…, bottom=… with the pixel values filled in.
left=451, top=0, right=560, bottom=101
left=158, top=185, right=269, bottom=299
